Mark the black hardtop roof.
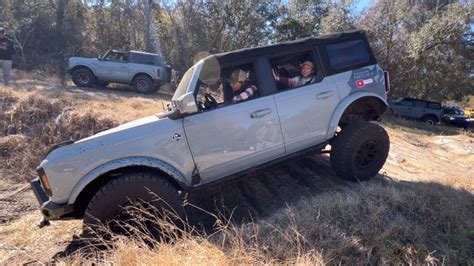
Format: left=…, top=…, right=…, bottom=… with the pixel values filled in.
left=208, top=30, right=367, bottom=64
left=110, top=49, right=160, bottom=56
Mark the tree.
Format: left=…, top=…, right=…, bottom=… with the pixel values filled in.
left=319, top=2, right=355, bottom=35
left=144, top=0, right=162, bottom=55
left=273, top=0, right=327, bottom=41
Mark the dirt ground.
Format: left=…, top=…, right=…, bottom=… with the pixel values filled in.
left=0, top=74, right=473, bottom=263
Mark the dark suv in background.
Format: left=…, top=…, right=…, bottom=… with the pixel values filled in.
left=389, top=97, right=443, bottom=125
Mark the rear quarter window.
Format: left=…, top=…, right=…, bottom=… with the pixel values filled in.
left=400, top=100, right=414, bottom=107
left=414, top=101, right=427, bottom=108
left=322, top=38, right=376, bottom=74
left=326, top=40, right=370, bottom=69
left=132, top=54, right=156, bottom=65
left=427, top=103, right=441, bottom=109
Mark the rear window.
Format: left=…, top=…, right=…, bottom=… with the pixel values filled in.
left=427, top=102, right=441, bottom=109
left=325, top=39, right=371, bottom=70
left=414, top=101, right=427, bottom=108
left=132, top=53, right=156, bottom=65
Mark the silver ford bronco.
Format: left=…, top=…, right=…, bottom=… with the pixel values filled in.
left=68, top=49, right=172, bottom=94
left=31, top=30, right=390, bottom=233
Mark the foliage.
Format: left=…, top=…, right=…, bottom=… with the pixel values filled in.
left=0, top=0, right=472, bottom=101
left=360, top=1, right=473, bottom=101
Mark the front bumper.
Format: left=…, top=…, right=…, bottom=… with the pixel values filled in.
left=30, top=178, right=74, bottom=220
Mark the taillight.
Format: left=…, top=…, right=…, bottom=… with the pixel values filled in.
left=157, top=68, right=161, bottom=78
left=384, top=71, right=390, bottom=94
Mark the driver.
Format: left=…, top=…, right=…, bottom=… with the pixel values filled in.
left=228, top=69, right=258, bottom=103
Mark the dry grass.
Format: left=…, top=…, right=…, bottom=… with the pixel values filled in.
left=0, top=81, right=473, bottom=265
left=43, top=179, right=471, bottom=265
left=0, top=214, right=81, bottom=263
left=0, top=84, right=168, bottom=182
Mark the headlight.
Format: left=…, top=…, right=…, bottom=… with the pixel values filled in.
left=36, top=167, right=52, bottom=196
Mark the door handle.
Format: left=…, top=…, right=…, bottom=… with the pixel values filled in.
left=250, top=108, right=272, bottom=119
left=316, top=91, right=333, bottom=100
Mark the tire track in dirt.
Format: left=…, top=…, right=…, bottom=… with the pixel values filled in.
left=0, top=186, right=38, bottom=224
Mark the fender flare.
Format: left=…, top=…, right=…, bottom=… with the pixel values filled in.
left=325, top=92, right=388, bottom=140
left=132, top=72, right=155, bottom=83
left=68, top=156, right=189, bottom=205
left=71, top=64, right=98, bottom=77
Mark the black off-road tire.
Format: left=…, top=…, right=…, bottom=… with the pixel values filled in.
left=83, top=172, right=184, bottom=239
left=72, top=68, right=96, bottom=87
left=421, top=115, right=437, bottom=126
left=330, top=121, right=390, bottom=181
left=133, top=75, right=156, bottom=94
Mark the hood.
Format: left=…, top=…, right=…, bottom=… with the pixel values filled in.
left=68, top=57, right=99, bottom=65
left=42, top=114, right=175, bottom=165
left=78, top=115, right=161, bottom=142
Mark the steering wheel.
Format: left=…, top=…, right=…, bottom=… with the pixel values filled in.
left=203, top=93, right=218, bottom=109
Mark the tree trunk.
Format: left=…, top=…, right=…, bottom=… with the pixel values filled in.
left=144, top=0, right=162, bottom=56
left=55, top=0, right=69, bottom=85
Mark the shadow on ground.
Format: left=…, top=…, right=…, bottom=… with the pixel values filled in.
left=184, top=154, right=353, bottom=228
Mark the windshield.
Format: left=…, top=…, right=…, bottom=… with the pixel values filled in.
left=172, top=66, right=195, bottom=101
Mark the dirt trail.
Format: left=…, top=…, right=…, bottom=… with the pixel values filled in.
left=0, top=185, right=37, bottom=224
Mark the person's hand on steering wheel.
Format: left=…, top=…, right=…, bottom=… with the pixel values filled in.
left=203, top=93, right=218, bottom=109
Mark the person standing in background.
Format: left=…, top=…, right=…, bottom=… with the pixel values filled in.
left=0, top=27, right=16, bottom=86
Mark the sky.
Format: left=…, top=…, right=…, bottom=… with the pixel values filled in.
left=353, top=0, right=372, bottom=14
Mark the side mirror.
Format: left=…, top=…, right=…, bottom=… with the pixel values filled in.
left=176, top=92, right=198, bottom=115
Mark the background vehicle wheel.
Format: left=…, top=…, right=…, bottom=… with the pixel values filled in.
left=72, top=68, right=96, bottom=87
left=330, top=121, right=390, bottom=181
left=421, top=115, right=437, bottom=125
left=83, top=172, right=184, bottom=239
left=133, top=75, right=156, bottom=94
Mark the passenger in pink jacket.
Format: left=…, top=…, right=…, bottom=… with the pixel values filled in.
left=273, top=61, right=316, bottom=88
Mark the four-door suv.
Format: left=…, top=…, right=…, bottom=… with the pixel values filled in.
left=31, top=30, right=391, bottom=235
left=389, top=97, right=443, bottom=125
left=68, top=49, right=172, bottom=93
